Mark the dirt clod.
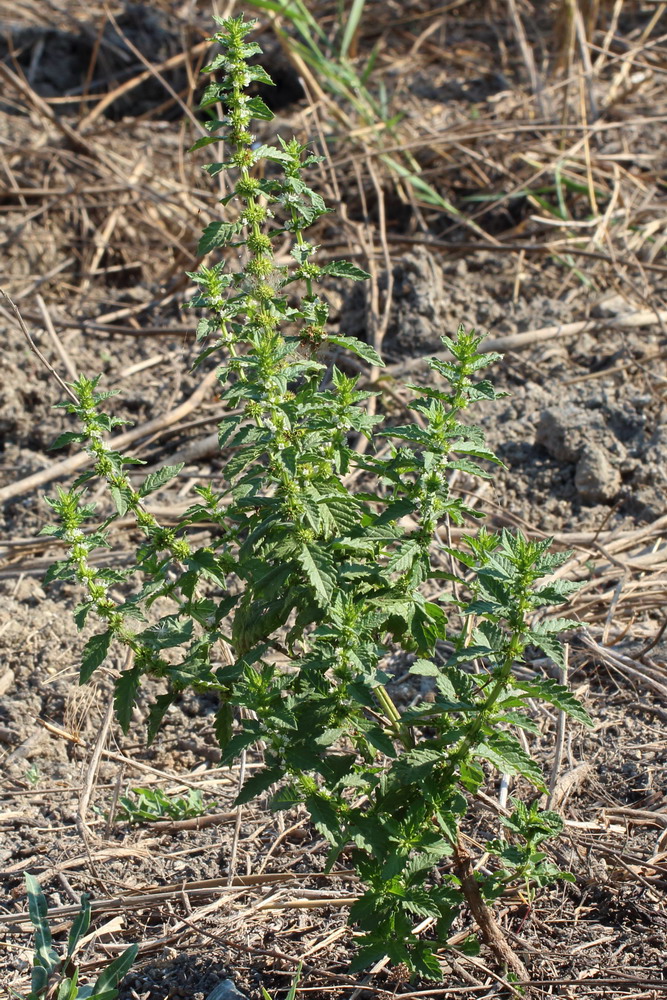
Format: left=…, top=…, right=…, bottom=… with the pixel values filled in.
left=575, top=443, right=622, bottom=504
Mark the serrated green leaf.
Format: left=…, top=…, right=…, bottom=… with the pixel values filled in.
left=475, top=733, right=545, bottom=790
left=73, top=601, right=94, bottom=630
left=323, top=496, right=360, bottom=533
left=525, top=628, right=567, bottom=668
left=348, top=939, right=389, bottom=973
left=411, top=943, right=443, bottom=979
left=533, top=579, right=581, bottom=605
left=252, top=142, right=293, bottom=164
left=109, top=484, right=130, bottom=516
left=136, top=616, right=193, bottom=650
left=409, top=658, right=439, bottom=676
left=403, top=889, right=441, bottom=919
left=516, top=676, right=592, bottom=727
left=539, top=617, right=580, bottom=634
left=246, top=95, right=274, bottom=120
left=189, top=134, right=222, bottom=153
left=375, top=498, right=416, bottom=525
left=386, top=540, right=420, bottom=573
left=247, top=65, right=275, bottom=86
left=50, top=431, right=86, bottom=450
left=43, top=559, right=74, bottom=587
left=219, top=727, right=259, bottom=766
left=215, top=700, right=233, bottom=750
left=322, top=260, right=371, bottom=281
left=218, top=413, right=245, bottom=449
left=326, top=334, right=384, bottom=368
left=447, top=456, right=494, bottom=479
left=80, top=630, right=113, bottom=684
left=455, top=934, right=481, bottom=957
left=306, top=793, right=340, bottom=842
left=382, top=423, right=431, bottom=444
left=365, top=725, right=397, bottom=758
left=236, top=766, right=282, bottom=805
left=224, top=443, right=265, bottom=480
left=198, top=82, right=221, bottom=108
left=114, top=666, right=141, bottom=734
left=138, top=464, right=183, bottom=498
left=146, top=692, right=176, bottom=744
left=496, top=710, right=540, bottom=734
left=451, top=441, right=502, bottom=464
left=198, top=221, right=241, bottom=255
left=459, top=760, right=485, bottom=792
left=269, top=782, right=303, bottom=816
left=297, top=543, right=335, bottom=605
left=232, top=593, right=294, bottom=656
left=39, top=523, right=61, bottom=536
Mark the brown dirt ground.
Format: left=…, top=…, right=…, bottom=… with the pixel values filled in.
left=1, top=2, right=667, bottom=999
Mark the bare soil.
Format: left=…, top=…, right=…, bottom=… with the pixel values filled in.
left=1, top=3, right=667, bottom=999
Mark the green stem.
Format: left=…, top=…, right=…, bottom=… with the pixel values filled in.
left=442, top=629, right=524, bottom=782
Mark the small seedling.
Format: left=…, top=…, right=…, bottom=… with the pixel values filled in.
left=118, top=785, right=210, bottom=823
left=485, top=799, right=575, bottom=903
left=11, top=874, right=137, bottom=1000
left=25, top=763, right=40, bottom=787
left=260, top=962, right=302, bottom=1000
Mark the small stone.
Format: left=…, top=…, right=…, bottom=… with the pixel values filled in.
left=206, top=981, right=249, bottom=1000
left=0, top=668, right=15, bottom=697
left=574, top=444, right=621, bottom=504
left=591, top=293, right=634, bottom=318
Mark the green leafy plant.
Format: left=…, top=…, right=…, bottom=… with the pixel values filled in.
left=117, top=785, right=210, bottom=824
left=11, top=874, right=137, bottom=1000
left=485, top=799, right=575, bottom=904
left=44, top=14, right=592, bottom=981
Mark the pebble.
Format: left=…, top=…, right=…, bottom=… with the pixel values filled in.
left=206, top=981, right=249, bottom=1000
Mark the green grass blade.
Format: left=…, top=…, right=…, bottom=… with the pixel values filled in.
left=340, top=0, right=367, bottom=59
left=247, top=0, right=326, bottom=51
left=286, top=962, right=303, bottom=1000
left=360, top=40, right=380, bottom=84
left=553, top=164, right=569, bottom=220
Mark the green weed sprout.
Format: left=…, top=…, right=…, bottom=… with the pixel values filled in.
left=11, top=875, right=137, bottom=1000
left=44, top=15, right=592, bottom=981
left=259, top=962, right=302, bottom=1000
left=118, top=786, right=210, bottom=824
